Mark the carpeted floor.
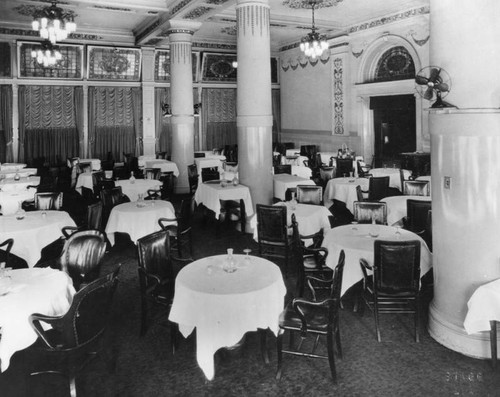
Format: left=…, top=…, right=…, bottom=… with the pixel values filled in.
left=1, top=203, right=500, bottom=397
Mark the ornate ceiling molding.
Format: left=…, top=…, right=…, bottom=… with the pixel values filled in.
left=348, top=6, right=430, bottom=34
left=282, top=0, right=344, bottom=9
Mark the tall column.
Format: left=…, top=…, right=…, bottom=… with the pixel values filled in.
left=236, top=0, right=273, bottom=225
left=82, top=85, right=88, bottom=158
left=141, top=47, right=156, bottom=157
left=428, top=0, right=500, bottom=358
left=168, top=22, right=200, bottom=193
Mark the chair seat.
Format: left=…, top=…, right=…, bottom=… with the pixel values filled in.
left=279, top=303, right=330, bottom=333
left=365, top=285, right=418, bottom=298
left=303, top=255, right=332, bottom=271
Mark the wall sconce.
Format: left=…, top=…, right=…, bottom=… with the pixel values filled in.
left=161, top=101, right=171, bottom=117
left=232, top=61, right=238, bottom=68
left=194, top=103, right=202, bottom=115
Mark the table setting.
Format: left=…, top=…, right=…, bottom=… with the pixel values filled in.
left=169, top=253, right=286, bottom=380
left=105, top=199, right=176, bottom=246
left=323, top=176, right=370, bottom=212
left=322, top=223, right=432, bottom=297
left=194, top=180, right=254, bottom=219
left=0, top=210, right=76, bottom=267
left=0, top=267, right=76, bottom=372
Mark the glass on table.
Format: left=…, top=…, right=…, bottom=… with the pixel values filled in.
left=243, top=248, right=252, bottom=261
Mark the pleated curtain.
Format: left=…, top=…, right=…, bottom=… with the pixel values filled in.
left=0, top=85, right=13, bottom=163
left=88, top=86, right=142, bottom=162
left=201, top=88, right=237, bottom=150
left=18, top=85, right=81, bottom=165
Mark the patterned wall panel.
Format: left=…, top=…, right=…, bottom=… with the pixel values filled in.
left=154, top=50, right=199, bottom=82
left=18, top=41, right=83, bottom=79
left=201, top=53, right=237, bottom=82
left=88, top=46, right=142, bottom=81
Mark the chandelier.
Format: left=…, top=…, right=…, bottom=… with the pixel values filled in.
left=31, top=1, right=77, bottom=45
left=31, top=41, right=62, bottom=67
left=300, top=0, right=329, bottom=59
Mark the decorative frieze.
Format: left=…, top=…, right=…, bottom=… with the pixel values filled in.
left=333, top=57, right=344, bottom=135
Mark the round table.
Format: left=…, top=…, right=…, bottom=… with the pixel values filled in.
left=322, top=224, right=432, bottom=297
left=380, top=195, right=432, bottom=226
left=0, top=268, right=75, bottom=372
left=169, top=254, right=286, bottom=380
left=104, top=200, right=176, bottom=246
left=323, top=177, right=370, bottom=212
left=0, top=190, right=36, bottom=215
left=115, top=179, right=162, bottom=202
left=143, top=160, right=179, bottom=177
left=0, top=210, right=76, bottom=267
left=0, top=176, right=40, bottom=192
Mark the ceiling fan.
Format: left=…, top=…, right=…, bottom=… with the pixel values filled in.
left=415, top=66, right=455, bottom=108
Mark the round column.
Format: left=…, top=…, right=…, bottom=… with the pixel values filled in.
left=428, top=0, right=500, bottom=358
left=236, top=0, right=274, bottom=224
left=168, top=28, right=196, bottom=194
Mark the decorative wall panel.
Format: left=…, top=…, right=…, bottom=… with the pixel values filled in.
left=154, top=50, right=199, bottom=82
left=201, top=53, right=237, bottom=82
left=18, top=42, right=83, bottom=79
left=88, top=46, right=141, bottom=81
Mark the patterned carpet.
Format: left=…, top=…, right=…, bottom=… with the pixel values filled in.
left=1, top=204, right=500, bottom=397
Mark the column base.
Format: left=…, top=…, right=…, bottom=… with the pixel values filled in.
left=428, top=300, right=494, bottom=360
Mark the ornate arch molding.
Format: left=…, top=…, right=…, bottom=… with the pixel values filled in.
left=357, top=34, right=421, bottom=84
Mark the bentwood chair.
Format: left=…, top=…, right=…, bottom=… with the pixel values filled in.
left=274, top=164, right=292, bottom=175
left=276, top=250, right=345, bottom=383
left=28, top=267, right=120, bottom=397
left=34, top=192, right=64, bottom=210
left=366, top=176, right=390, bottom=201
left=256, top=204, right=294, bottom=276
left=353, top=201, right=388, bottom=225
left=360, top=240, right=421, bottom=342
left=357, top=160, right=373, bottom=178
left=335, top=158, right=353, bottom=178
left=136, top=231, right=192, bottom=353
left=405, top=199, right=432, bottom=249
left=403, top=180, right=430, bottom=196
left=201, top=167, right=220, bottom=182
left=100, top=186, right=130, bottom=226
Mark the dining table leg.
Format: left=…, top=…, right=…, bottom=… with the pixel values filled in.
left=490, top=320, right=497, bottom=369
left=259, top=329, right=270, bottom=364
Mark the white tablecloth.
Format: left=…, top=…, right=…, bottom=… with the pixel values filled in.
left=370, top=168, right=411, bottom=190
left=0, top=190, right=36, bottom=215
left=116, top=179, right=162, bottom=202
left=194, top=151, right=227, bottom=161
left=323, top=177, right=370, bottom=212
left=0, top=268, right=75, bottom=372
left=323, top=224, right=432, bottom=297
left=0, top=168, right=37, bottom=179
left=252, top=202, right=331, bottom=246
left=195, top=158, right=225, bottom=184
left=169, top=254, right=286, bottom=380
left=143, top=160, right=179, bottom=177
left=105, top=200, right=176, bottom=246
left=75, top=172, right=95, bottom=194
left=285, top=149, right=300, bottom=156
left=464, top=278, right=500, bottom=335
left=291, top=165, right=312, bottom=179
left=79, top=158, right=101, bottom=171
left=319, top=152, right=338, bottom=165
left=273, top=174, right=316, bottom=201
left=0, top=163, right=27, bottom=172
left=0, top=210, right=76, bottom=267
left=380, top=195, right=432, bottom=226
left=194, top=182, right=254, bottom=218
left=0, top=176, right=40, bottom=192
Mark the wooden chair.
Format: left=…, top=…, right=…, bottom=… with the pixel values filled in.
left=364, top=176, right=390, bottom=201
left=256, top=204, right=294, bottom=275
left=34, top=192, right=64, bottom=210
left=403, top=180, right=430, bottom=196
left=158, top=198, right=194, bottom=258
left=359, top=240, right=421, bottom=342
left=357, top=160, right=372, bottom=178
left=274, top=164, right=292, bottom=175
left=201, top=167, right=220, bottom=182
left=144, top=168, right=162, bottom=180
left=296, top=184, right=323, bottom=205
left=276, top=250, right=345, bottom=383
left=353, top=201, right=387, bottom=225
left=404, top=199, right=432, bottom=247
left=28, top=268, right=120, bottom=397
left=335, top=158, right=353, bottom=178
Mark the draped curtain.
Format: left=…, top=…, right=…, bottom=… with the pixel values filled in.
left=201, top=88, right=236, bottom=150
left=0, top=85, right=13, bottom=163
left=88, top=86, right=141, bottom=161
left=19, top=85, right=80, bottom=166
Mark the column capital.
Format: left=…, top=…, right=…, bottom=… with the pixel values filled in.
left=236, top=0, right=269, bottom=7
left=166, top=20, right=202, bottom=36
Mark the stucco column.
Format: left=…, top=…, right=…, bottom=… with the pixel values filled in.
left=141, top=47, right=156, bottom=157
left=168, top=23, right=199, bottom=193
left=428, top=0, right=500, bottom=359
left=236, top=0, right=273, bottom=227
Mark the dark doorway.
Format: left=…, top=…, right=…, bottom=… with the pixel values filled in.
left=370, top=95, right=415, bottom=167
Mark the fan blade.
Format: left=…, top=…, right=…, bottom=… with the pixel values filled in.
left=436, top=82, right=449, bottom=92
left=415, top=75, right=429, bottom=85
left=429, top=67, right=441, bottom=83
left=424, top=87, right=434, bottom=100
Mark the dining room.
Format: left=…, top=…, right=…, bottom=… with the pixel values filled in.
left=1, top=0, right=500, bottom=395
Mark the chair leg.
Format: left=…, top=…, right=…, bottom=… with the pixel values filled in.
left=170, top=322, right=178, bottom=355
left=259, top=329, right=269, bottom=364
left=326, top=330, right=338, bottom=384
left=335, top=326, right=343, bottom=360
left=373, top=300, right=381, bottom=342
left=415, top=298, right=420, bottom=343
left=69, top=369, right=77, bottom=397
left=276, top=329, right=284, bottom=380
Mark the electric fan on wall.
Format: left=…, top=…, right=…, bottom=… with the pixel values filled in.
left=415, top=66, right=455, bottom=108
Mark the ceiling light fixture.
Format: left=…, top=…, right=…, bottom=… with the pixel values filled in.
left=31, top=41, right=62, bottom=68
left=31, top=1, right=77, bottom=45
left=300, top=0, right=328, bottom=59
